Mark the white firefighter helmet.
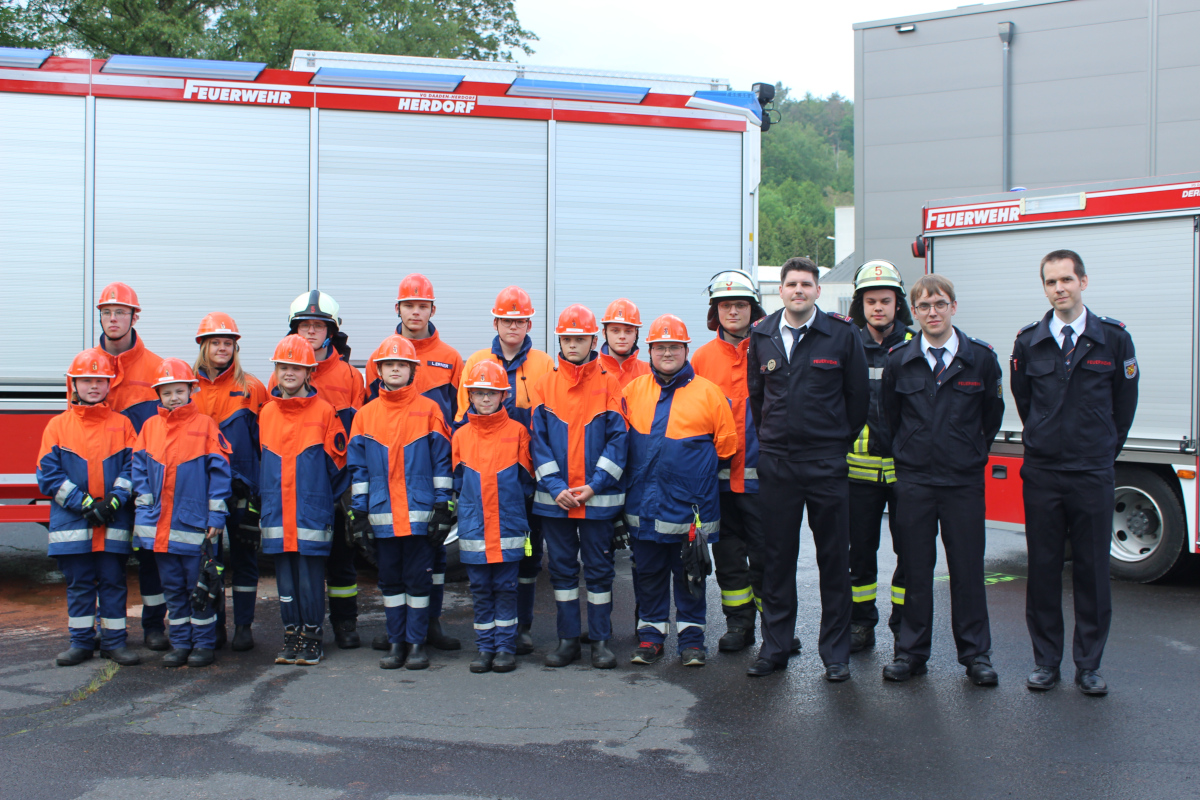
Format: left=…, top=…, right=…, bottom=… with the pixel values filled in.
left=288, top=290, right=342, bottom=333
left=853, top=260, right=905, bottom=296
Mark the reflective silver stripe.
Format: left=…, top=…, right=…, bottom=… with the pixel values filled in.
left=99, top=617, right=126, bottom=629
left=744, top=468, right=758, bottom=480
left=106, top=528, right=131, bottom=543
left=587, top=591, right=612, bottom=604
left=279, top=595, right=294, bottom=603
left=518, top=577, right=536, bottom=584
left=534, top=460, right=560, bottom=481
left=432, top=477, right=453, bottom=489
left=351, top=482, right=369, bottom=495
left=637, top=619, right=668, bottom=634
left=554, top=588, right=579, bottom=602
left=369, top=513, right=393, bottom=525
left=209, top=498, right=228, bottom=513
left=48, top=529, right=89, bottom=544
left=297, top=528, right=330, bottom=542
left=654, top=519, right=719, bottom=535
left=68, top=615, right=95, bottom=628
left=262, top=527, right=284, bottom=539
left=596, top=456, right=623, bottom=481
left=168, top=617, right=190, bottom=626
left=474, top=621, right=496, bottom=631
left=717, top=469, right=730, bottom=480
left=232, top=585, right=257, bottom=593
left=169, top=529, right=206, bottom=546
left=191, top=615, right=217, bottom=626
left=868, top=367, right=884, bottom=380
left=383, top=593, right=408, bottom=608
left=432, top=574, right=445, bottom=585
left=676, top=621, right=706, bottom=633
left=625, top=514, right=640, bottom=528
left=533, top=491, right=557, bottom=506
left=141, top=594, right=165, bottom=606
left=134, top=525, right=156, bottom=538
left=494, top=617, right=517, bottom=627
left=586, top=493, right=624, bottom=507
left=407, top=595, right=430, bottom=609
left=720, top=468, right=758, bottom=480
left=459, top=537, right=525, bottom=552
left=409, top=510, right=433, bottom=523
left=55, top=480, right=77, bottom=506
left=113, top=476, right=133, bottom=492
left=135, top=494, right=154, bottom=506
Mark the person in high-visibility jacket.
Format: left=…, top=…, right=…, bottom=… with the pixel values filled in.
left=691, top=270, right=768, bottom=653
left=94, top=281, right=169, bottom=651
left=845, top=261, right=916, bottom=654
left=457, top=286, right=553, bottom=655
left=192, top=312, right=268, bottom=653
left=270, top=291, right=365, bottom=650
left=530, top=304, right=628, bottom=670
left=348, top=335, right=453, bottom=671
left=37, top=349, right=139, bottom=667
left=364, top=274, right=464, bottom=653
left=133, top=359, right=233, bottom=668
left=598, top=299, right=651, bottom=389
left=623, top=315, right=737, bottom=667
left=260, top=335, right=349, bottom=667
left=453, top=360, right=535, bottom=674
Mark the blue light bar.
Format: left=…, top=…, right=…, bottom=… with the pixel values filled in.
left=0, top=47, right=53, bottom=70
left=691, top=91, right=762, bottom=121
left=101, top=55, right=266, bottom=81
left=310, top=67, right=464, bottom=92
left=507, top=78, right=648, bottom=104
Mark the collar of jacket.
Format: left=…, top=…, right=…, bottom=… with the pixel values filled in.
left=751, top=307, right=831, bottom=341
left=268, top=386, right=319, bottom=409
left=599, top=344, right=640, bottom=370
left=654, top=361, right=695, bottom=390
left=859, top=323, right=914, bottom=351
left=197, top=362, right=234, bottom=385
left=394, top=321, right=444, bottom=354
left=466, top=406, right=512, bottom=431
left=898, top=326, right=976, bottom=367
left=491, top=333, right=532, bottom=368
left=69, top=398, right=114, bottom=421
left=156, top=400, right=200, bottom=425
left=99, top=328, right=145, bottom=366
left=378, top=381, right=420, bottom=407
left=1030, top=308, right=1105, bottom=347
left=553, top=351, right=600, bottom=386
left=714, top=330, right=751, bottom=362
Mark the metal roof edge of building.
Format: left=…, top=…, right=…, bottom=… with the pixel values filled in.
left=821, top=253, right=859, bottom=284
left=927, top=172, right=1200, bottom=208
left=852, top=0, right=1071, bottom=31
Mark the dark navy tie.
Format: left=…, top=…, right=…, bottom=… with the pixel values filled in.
left=1062, top=325, right=1075, bottom=369
left=787, top=325, right=808, bottom=360
left=931, top=347, right=948, bottom=385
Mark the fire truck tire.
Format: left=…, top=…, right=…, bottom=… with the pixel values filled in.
left=1109, top=466, right=1186, bottom=584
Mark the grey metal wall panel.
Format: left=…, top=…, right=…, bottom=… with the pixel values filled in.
left=932, top=217, right=1195, bottom=443
left=863, top=89, right=999, bottom=147
left=1156, top=121, right=1200, bottom=175
left=318, top=111, right=547, bottom=362
left=1156, top=8, right=1200, bottom=68
left=1010, top=73, right=1147, bottom=135
left=864, top=137, right=1002, bottom=193
left=0, top=94, right=85, bottom=382
left=554, top=123, right=741, bottom=347
left=93, top=99, right=310, bottom=377
left=1157, top=65, right=1200, bottom=122
left=1011, top=125, right=1148, bottom=185
left=1009, top=17, right=1147, bottom=84
left=862, top=40, right=998, bottom=100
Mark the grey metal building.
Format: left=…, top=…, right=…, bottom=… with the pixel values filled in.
left=854, top=0, right=1200, bottom=284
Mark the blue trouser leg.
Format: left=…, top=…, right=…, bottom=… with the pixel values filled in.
left=493, top=562, right=519, bottom=654
left=226, top=507, right=259, bottom=626
left=375, top=537, right=409, bottom=644
left=137, top=550, right=166, bottom=632
left=156, top=552, right=215, bottom=649
left=631, top=538, right=670, bottom=646
left=275, top=552, right=301, bottom=629
left=298, top=553, right=327, bottom=630
left=429, top=544, right=446, bottom=622
left=57, top=553, right=99, bottom=649
left=541, top=517, right=582, bottom=639
left=517, top=514, right=542, bottom=626
left=403, top=536, right=434, bottom=645
left=671, top=544, right=707, bottom=653
left=326, top=510, right=357, bottom=624
left=95, top=552, right=129, bottom=649
left=580, top=518, right=616, bottom=642
left=467, top=563, right=498, bottom=652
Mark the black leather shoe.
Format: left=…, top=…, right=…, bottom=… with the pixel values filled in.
left=883, top=657, right=927, bottom=682
left=791, top=636, right=802, bottom=654
left=333, top=620, right=360, bottom=649
left=746, top=657, right=785, bottom=677
left=100, top=646, right=140, bottom=666
left=470, top=651, right=495, bottom=673
left=849, top=624, right=875, bottom=654
left=426, top=619, right=461, bottom=651
left=231, top=625, right=254, bottom=652
left=1075, top=668, right=1108, bottom=696
left=515, top=624, right=534, bottom=655
left=187, top=648, right=214, bottom=668
left=545, top=637, right=581, bottom=667
left=380, top=643, right=407, bottom=669
left=405, top=644, right=430, bottom=670
left=92, top=633, right=102, bottom=651
left=492, top=652, right=517, bottom=673
left=372, top=634, right=389, bottom=651
left=591, top=640, right=617, bottom=669
left=825, top=662, right=851, bottom=682
left=162, top=648, right=190, bottom=668
left=144, top=629, right=170, bottom=652
left=213, top=626, right=227, bottom=650
left=56, top=647, right=94, bottom=667
left=718, top=626, right=755, bottom=652
left=966, top=656, right=998, bottom=686
left=579, top=630, right=591, bottom=644
left=1026, top=665, right=1060, bottom=691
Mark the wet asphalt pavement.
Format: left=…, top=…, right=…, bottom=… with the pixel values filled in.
left=2, top=519, right=1199, bottom=800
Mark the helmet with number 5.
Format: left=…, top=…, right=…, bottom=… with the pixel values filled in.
left=850, top=259, right=913, bottom=327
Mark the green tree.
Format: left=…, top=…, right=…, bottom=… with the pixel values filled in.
left=26, top=0, right=221, bottom=58
left=2, top=0, right=49, bottom=48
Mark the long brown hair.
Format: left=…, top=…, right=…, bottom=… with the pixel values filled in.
left=194, top=339, right=249, bottom=393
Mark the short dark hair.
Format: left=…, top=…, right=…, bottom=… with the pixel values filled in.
left=780, top=256, right=819, bottom=283
left=1040, top=249, right=1086, bottom=282
left=910, top=274, right=956, bottom=304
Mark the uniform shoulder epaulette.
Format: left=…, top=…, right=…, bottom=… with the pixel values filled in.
left=751, top=317, right=765, bottom=328
left=969, top=337, right=994, bottom=351
left=827, top=312, right=854, bottom=324
left=1099, top=316, right=1126, bottom=329
left=1017, top=320, right=1038, bottom=334
left=888, top=342, right=907, bottom=354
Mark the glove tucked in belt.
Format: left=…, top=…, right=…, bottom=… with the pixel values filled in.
left=426, top=501, right=453, bottom=549
left=345, top=507, right=377, bottom=565
left=610, top=516, right=630, bottom=551
left=680, top=507, right=712, bottom=598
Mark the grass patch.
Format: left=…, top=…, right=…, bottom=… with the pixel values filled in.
left=63, top=660, right=119, bottom=706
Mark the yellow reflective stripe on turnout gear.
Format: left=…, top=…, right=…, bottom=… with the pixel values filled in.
left=720, top=587, right=754, bottom=607
left=890, top=585, right=905, bottom=605
left=327, top=584, right=357, bottom=598
left=851, top=583, right=878, bottom=602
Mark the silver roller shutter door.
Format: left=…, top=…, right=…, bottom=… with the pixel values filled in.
left=94, top=99, right=311, bottom=376
left=932, top=216, right=1195, bottom=445
left=317, top=111, right=548, bottom=361
left=1, top=94, right=85, bottom=383
left=554, top=123, right=742, bottom=347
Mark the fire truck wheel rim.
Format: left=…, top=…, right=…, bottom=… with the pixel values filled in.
left=1111, top=486, right=1164, bottom=563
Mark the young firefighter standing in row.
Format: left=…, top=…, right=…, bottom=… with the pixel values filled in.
left=457, top=286, right=553, bottom=655
left=133, top=359, right=233, bottom=669
left=691, top=270, right=767, bottom=653
left=348, top=335, right=454, bottom=671
left=597, top=299, right=651, bottom=388
left=37, top=349, right=139, bottom=667
left=261, top=335, right=349, bottom=667
left=453, top=361, right=536, bottom=674
left=623, top=315, right=737, bottom=667
left=531, top=305, right=628, bottom=670
left=365, top=274, right=464, bottom=653
left=192, top=313, right=268, bottom=653
left=95, top=282, right=169, bottom=652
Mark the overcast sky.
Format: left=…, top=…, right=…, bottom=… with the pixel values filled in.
left=513, top=0, right=955, bottom=98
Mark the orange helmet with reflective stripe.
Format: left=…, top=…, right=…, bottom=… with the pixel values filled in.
left=271, top=334, right=317, bottom=368
left=67, top=348, right=117, bottom=380
left=463, top=360, right=510, bottom=392
left=491, top=286, right=535, bottom=319
left=195, top=312, right=241, bottom=343
left=396, top=273, right=436, bottom=303
left=555, top=304, right=599, bottom=336
left=601, top=298, right=643, bottom=328
left=371, top=334, right=419, bottom=364
left=96, top=282, right=141, bottom=312
left=153, top=358, right=199, bottom=388
left=645, top=314, right=691, bottom=345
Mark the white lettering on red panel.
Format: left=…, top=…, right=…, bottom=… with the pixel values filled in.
left=193, top=86, right=293, bottom=105
left=926, top=204, right=1021, bottom=230
left=396, top=94, right=477, bottom=115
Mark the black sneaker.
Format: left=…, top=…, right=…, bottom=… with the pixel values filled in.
left=681, top=648, right=706, bottom=667
left=275, top=626, right=299, bottom=664
left=295, top=629, right=323, bottom=666
left=630, top=641, right=664, bottom=665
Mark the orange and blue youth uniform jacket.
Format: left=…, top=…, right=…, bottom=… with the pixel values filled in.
left=133, top=402, right=233, bottom=555
left=366, top=323, right=464, bottom=422
left=622, top=363, right=738, bottom=544
left=37, top=399, right=137, bottom=556
left=258, top=389, right=349, bottom=556
left=100, top=330, right=164, bottom=433
left=348, top=383, right=453, bottom=538
left=270, top=348, right=364, bottom=435
left=599, top=344, right=652, bottom=389
left=195, top=366, right=267, bottom=494
left=456, top=335, right=554, bottom=431
left=691, top=335, right=760, bottom=494
left=452, top=408, right=535, bottom=564
left=530, top=353, right=628, bottom=520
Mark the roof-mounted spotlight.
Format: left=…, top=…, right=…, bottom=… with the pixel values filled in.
left=896, top=24, right=916, bottom=33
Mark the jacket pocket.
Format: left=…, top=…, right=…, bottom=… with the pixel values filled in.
left=368, top=477, right=390, bottom=514
left=172, top=497, right=209, bottom=529
left=302, top=492, right=334, bottom=530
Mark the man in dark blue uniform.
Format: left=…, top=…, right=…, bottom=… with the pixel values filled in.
left=1011, top=249, right=1138, bottom=696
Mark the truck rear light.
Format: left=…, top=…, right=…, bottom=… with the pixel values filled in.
left=1177, top=469, right=1196, bottom=479
left=911, top=236, right=926, bottom=258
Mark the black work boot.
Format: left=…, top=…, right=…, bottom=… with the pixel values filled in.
left=100, top=646, right=140, bottom=666
left=850, top=624, right=875, bottom=654
left=213, top=626, right=227, bottom=650
left=492, top=652, right=517, bottom=672
left=405, top=643, right=430, bottom=670
left=591, top=640, right=617, bottom=669
left=371, top=634, right=389, bottom=651
left=379, top=643, right=408, bottom=670
left=333, top=619, right=360, bottom=649
left=187, top=648, right=215, bottom=668
left=56, top=646, right=94, bottom=667
left=231, top=624, right=254, bottom=652
left=143, top=629, right=170, bottom=652
left=515, top=623, right=534, bottom=655
left=718, top=626, right=755, bottom=652
left=470, top=651, right=495, bottom=673
left=161, top=648, right=191, bottom=668
left=275, top=626, right=299, bottom=664
left=544, top=638, right=581, bottom=667
left=426, top=619, right=461, bottom=651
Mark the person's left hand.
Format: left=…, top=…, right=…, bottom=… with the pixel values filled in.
left=206, top=526, right=222, bottom=541
left=570, top=485, right=595, bottom=505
